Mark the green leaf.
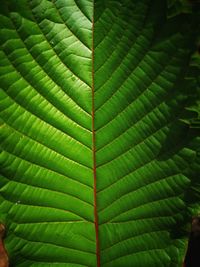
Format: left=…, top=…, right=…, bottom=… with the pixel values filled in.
left=0, top=0, right=199, bottom=266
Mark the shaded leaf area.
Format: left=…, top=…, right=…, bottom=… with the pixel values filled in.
left=0, top=0, right=199, bottom=267
left=94, top=0, right=200, bottom=266
left=167, top=0, right=200, bottom=17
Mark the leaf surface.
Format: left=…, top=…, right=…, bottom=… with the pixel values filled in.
left=0, top=0, right=199, bottom=266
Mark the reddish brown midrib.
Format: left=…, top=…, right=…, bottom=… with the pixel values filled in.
left=92, top=14, right=100, bottom=267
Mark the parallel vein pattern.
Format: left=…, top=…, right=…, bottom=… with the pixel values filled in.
left=94, top=0, right=199, bottom=267
left=0, top=0, right=199, bottom=267
left=0, top=0, right=95, bottom=266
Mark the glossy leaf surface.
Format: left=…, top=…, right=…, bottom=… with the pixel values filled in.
left=0, top=0, right=199, bottom=266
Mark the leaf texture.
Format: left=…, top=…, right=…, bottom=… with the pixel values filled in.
left=0, top=0, right=200, bottom=267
